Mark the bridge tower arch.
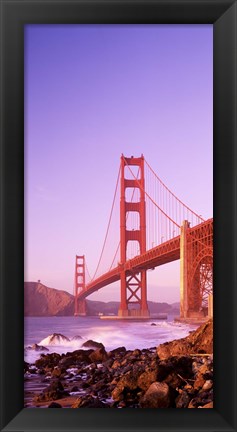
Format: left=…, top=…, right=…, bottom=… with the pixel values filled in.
left=118, top=155, right=150, bottom=318
left=74, top=255, right=87, bottom=316
left=180, top=220, right=213, bottom=319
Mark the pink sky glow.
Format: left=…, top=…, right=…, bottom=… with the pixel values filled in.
left=24, top=24, right=213, bottom=303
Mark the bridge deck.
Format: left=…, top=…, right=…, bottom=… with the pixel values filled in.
left=79, top=236, right=180, bottom=299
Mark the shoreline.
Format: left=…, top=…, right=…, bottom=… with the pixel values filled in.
left=24, top=319, right=213, bottom=409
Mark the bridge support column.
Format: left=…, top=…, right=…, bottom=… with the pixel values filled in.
left=74, top=255, right=87, bottom=316
left=118, top=155, right=150, bottom=318
left=180, top=220, right=189, bottom=318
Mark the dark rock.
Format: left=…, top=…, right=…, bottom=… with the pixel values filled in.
left=151, top=323, right=157, bottom=326
left=58, top=350, right=92, bottom=368
left=89, top=347, right=108, bottom=363
left=82, top=340, right=104, bottom=350
left=72, top=395, right=109, bottom=408
left=71, top=335, right=82, bottom=341
left=140, top=382, right=171, bottom=408
left=35, top=353, right=61, bottom=370
left=25, top=343, right=49, bottom=352
left=52, top=367, right=65, bottom=378
left=44, top=333, right=70, bottom=345
left=71, top=385, right=79, bottom=392
left=34, top=379, right=69, bottom=402
left=110, top=346, right=127, bottom=356
left=137, top=367, right=158, bottom=391
left=48, top=402, right=62, bottom=408
left=132, top=349, right=141, bottom=356
left=111, top=371, right=139, bottom=401
left=24, top=361, right=29, bottom=373
left=32, top=343, right=49, bottom=352
left=157, top=319, right=213, bottom=359
left=175, top=390, right=190, bottom=408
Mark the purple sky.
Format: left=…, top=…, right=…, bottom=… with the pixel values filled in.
left=24, top=24, right=213, bottom=303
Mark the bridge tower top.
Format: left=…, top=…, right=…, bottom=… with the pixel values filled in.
left=120, top=154, right=146, bottom=263
left=74, top=255, right=85, bottom=316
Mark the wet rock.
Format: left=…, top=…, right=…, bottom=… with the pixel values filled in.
left=188, top=389, right=213, bottom=408
left=26, top=343, right=49, bottom=352
left=151, top=323, right=157, bottom=326
left=137, top=368, right=158, bottom=391
left=111, top=359, right=121, bottom=369
left=89, top=347, right=108, bottom=363
left=132, top=349, right=141, bottom=356
left=140, top=382, right=171, bottom=408
left=32, top=343, right=49, bottom=351
left=42, top=333, right=70, bottom=345
left=110, top=346, right=126, bottom=356
left=58, top=350, right=92, bottom=368
left=24, top=361, right=29, bottom=373
left=69, top=385, right=78, bottom=392
left=157, top=319, right=213, bottom=359
left=52, top=366, right=65, bottom=378
left=82, top=340, right=104, bottom=350
left=175, top=390, right=190, bottom=408
left=112, top=371, right=139, bottom=401
left=202, top=380, right=213, bottom=391
left=194, top=374, right=205, bottom=390
left=34, top=379, right=69, bottom=402
left=72, top=395, right=109, bottom=408
left=35, top=353, right=61, bottom=370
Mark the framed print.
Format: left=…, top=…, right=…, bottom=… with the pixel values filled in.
left=0, top=0, right=236, bottom=431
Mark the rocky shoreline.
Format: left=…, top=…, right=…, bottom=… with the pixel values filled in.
left=24, top=319, right=213, bottom=409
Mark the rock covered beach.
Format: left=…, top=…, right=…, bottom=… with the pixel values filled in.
left=24, top=319, right=213, bottom=409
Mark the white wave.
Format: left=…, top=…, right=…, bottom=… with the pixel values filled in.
left=24, top=318, right=198, bottom=364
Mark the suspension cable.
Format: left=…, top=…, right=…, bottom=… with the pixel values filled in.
left=91, top=165, right=121, bottom=280
left=122, top=156, right=180, bottom=228
left=144, top=159, right=205, bottom=223
left=109, top=165, right=141, bottom=270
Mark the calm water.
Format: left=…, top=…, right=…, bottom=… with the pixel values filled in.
left=24, top=315, right=197, bottom=364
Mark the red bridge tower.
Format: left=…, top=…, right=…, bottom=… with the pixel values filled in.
left=118, top=155, right=150, bottom=318
left=74, top=255, right=86, bottom=316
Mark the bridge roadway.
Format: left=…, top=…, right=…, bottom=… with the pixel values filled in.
left=78, top=235, right=181, bottom=300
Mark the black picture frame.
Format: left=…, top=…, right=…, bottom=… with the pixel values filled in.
left=0, top=0, right=236, bottom=431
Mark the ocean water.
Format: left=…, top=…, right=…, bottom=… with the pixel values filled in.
left=24, top=315, right=198, bottom=364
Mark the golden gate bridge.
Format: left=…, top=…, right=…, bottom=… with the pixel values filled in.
left=74, top=155, right=213, bottom=321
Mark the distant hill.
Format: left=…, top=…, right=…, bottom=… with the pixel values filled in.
left=24, top=282, right=180, bottom=317
left=24, top=282, right=74, bottom=316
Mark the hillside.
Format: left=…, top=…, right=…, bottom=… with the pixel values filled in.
left=24, top=282, right=180, bottom=317
left=24, top=282, right=74, bottom=316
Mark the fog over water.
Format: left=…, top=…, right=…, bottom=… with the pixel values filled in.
left=24, top=316, right=198, bottom=364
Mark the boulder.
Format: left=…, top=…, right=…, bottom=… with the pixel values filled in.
left=31, top=343, right=49, bottom=352
left=39, top=333, right=70, bottom=345
left=34, top=379, right=69, bottom=402
left=175, top=390, right=190, bottom=408
left=110, top=346, right=126, bottom=356
left=137, top=368, right=158, bottom=391
left=35, top=353, right=61, bottom=370
left=157, top=319, right=213, bottom=359
left=82, top=340, right=104, bottom=350
left=71, top=395, right=109, bottom=408
left=112, top=371, right=139, bottom=401
left=89, top=347, right=108, bottom=363
left=140, top=382, right=171, bottom=408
